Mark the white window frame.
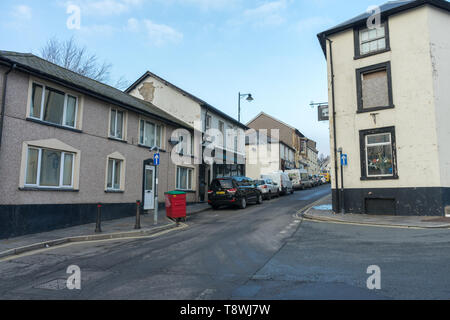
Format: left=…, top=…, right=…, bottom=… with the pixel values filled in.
left=365, top=132, right=393, bottom=178
left=110, top=108, right=125, bottom=140
left=107, top=158, right=123, bottom=191
left=176, top=166, right=194, bottom=191
left=24, top=147, right=75, bottom=189
left=359, top=23, right=387, bottom=55
left=30, top=82, right=79, bottom=129
left=205, top=115, right=212, bottom=130
left=139, top=119, right=163, bottom=148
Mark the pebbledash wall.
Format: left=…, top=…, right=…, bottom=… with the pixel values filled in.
left=325, top=5, right=450, bottom=216
left=0, top=66, right=198, bottom=239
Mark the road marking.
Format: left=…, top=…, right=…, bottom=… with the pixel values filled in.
left=303, top=218, right=427, bottom=230
left=195, top=289, right=216, bottom=300
left=0, top=223, right=189, bottom=263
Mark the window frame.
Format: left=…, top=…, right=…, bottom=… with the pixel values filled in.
left=109, top=108, right=126, bottom=140
left=24, top=147, right=75, bottom=189
left=359, top=126, right=398, bottom=180
left=139, top=119, right=163, bottom=148
left=29, top=82, right=79, bottom=129
left=356, top=61, right=394, bottom=113
left=176, top=166, right=194, bottom=191
left=354, top=21, right=390, bottom=59
left=106, top=158, right=124, bottom=191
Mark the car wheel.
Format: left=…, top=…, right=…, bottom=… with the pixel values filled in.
left=257, top=194, right=263, bottom=204
left=239, top=197, right=247, bottom=209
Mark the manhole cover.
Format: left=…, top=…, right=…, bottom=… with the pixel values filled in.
left=34, top=279, right=68, bottom=290
left=313, top=204, right=332, bottom=211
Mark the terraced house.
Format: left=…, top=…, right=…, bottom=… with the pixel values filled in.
left=0, top=51, right=198, bottom=239
left=318, top=0, right=450, bottom=216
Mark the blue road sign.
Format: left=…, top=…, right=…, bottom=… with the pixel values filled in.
left=154, top=153, right=160, bottom=166
left=341, top=154, right=348, bottom=166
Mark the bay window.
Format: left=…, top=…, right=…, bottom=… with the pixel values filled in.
left=30, top=83, right=78, bottom=128
left=25, top=147, right=74, bottom=188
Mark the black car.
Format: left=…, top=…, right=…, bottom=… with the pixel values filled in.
left=208, top=177, right=263, bottom=210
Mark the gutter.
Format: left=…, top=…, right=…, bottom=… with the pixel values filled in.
left=0, top=63, right=16, bottom=155
left=325, top=37, right=340, bottom=212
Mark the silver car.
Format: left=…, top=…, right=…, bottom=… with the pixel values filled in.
left=254, top=179, right=279, bottom=200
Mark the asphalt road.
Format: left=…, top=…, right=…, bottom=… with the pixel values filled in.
left=1, top=184, right=449, bottom=300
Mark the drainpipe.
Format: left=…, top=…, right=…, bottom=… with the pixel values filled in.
left=325, top=37, right=340, bottom=213
left=0, top=63, right=16, bottom=155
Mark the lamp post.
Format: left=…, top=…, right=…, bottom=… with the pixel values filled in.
left=238, top=92, right=254, bottom=123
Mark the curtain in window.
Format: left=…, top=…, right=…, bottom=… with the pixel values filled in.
left=40, top=150, right=62, bottom=187
left=43, top=89, right=65, bottom=125
left=26, top=148, right=39, bottom=185
left=65, top=96, right=77, bottom=127
left=31, top=84, right=43, bottom=118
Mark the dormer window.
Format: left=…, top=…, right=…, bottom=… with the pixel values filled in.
left=354, top=22, right=390, bottom=58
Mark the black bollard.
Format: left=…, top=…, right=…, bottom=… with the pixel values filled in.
left=95, top=203, right=102, bottom=233
left=135, top=200, right=141, bottom=230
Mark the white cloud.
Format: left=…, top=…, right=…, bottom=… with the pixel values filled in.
left=229, top=0, right=289, bottom=28
left=67, top=0, right=144, bottom=16
left=11, top=5, right=32, bottom=20
left=126, top=18, right=183, bottom=46
left=295, top=16, right=333, bottom=33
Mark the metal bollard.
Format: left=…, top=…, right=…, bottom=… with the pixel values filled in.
left=95, top=203, right=102, bottom=233
left=135, top=200, right=141, bottom=230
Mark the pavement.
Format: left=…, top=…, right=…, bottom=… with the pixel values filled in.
left=0, top=202, right=210, bottom=259
left=302, top=195, right=450, bottom=229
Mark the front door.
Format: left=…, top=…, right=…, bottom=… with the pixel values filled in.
left=144, top=165, right=155, bottom=210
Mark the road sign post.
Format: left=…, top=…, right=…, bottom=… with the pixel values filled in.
left=339, top=151, right=347, bottom=214
left=153, top=152, right=160, bottom=225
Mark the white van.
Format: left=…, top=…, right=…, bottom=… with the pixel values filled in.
left=261, top=172, right=294, bottom=195
left=286, top=169, right=302, bottom=190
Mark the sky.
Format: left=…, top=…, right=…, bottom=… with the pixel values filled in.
left=0, top=0, right=384, bottom=156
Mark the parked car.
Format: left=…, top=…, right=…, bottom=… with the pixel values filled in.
left=319, top=175, right=327, bottom=184
left=208, top=177, right=263, bottom=210
left=310, top=175, right=319, bottom=187
left=300, top=171, right=313, bottom=189
left=262, top=172, right=294, bottom=195
left=254, top=179, right=280, bottom=200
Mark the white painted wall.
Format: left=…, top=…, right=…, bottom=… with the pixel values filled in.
left=327, top=6, right=444, bottom=189
left=429, top=7, right=450, bottom=187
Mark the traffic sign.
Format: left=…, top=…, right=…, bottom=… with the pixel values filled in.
left=341, top=154, right=348, bottom=166
left=154, top=153, right=160, bottom=166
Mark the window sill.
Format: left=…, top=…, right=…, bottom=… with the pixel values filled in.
left=105, top=190, right=125, bottom=194
left=357, top=105, right=395, bottom=114
left=354, top=48, right=391, bottom=60
left=108, top=137, right=128, bottom=144
left=137, top=144, right=166, bottom=153
left=19, top=187, right=79, bottom=192
left=26, top=118, right=82, bottom=133
left=360, top=175, right=399, bottom=181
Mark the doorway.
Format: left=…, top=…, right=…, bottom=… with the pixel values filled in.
left=143, top=164, right=155, bottom=210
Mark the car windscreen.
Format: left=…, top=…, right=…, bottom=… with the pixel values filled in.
left=212, top=179, right=234, bottom=189
left=254, top=180, right=265, bottom=186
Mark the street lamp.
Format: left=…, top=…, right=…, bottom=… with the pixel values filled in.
left=238, top=92, right=254, bottom=123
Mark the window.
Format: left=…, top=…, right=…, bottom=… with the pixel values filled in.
left=110, top=109, right=125, bottom=140
left=140, top=120, right=163, bottom=148
left=360, top=127, right=397, bottom=179
left=356, top=62, right=393, bottom=112
left=205, top=115, right=212, bottom=130
left=30, top=83, right=78, bottom=128
left=218, top=121, right=225, bottom=147
left=107, top=159, right=123, bottom=190
left=25, top=147, right=74, bottom=188
left=355, top=23, right=389, bottom=57
left=177, top=167, right=194, bottom=191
